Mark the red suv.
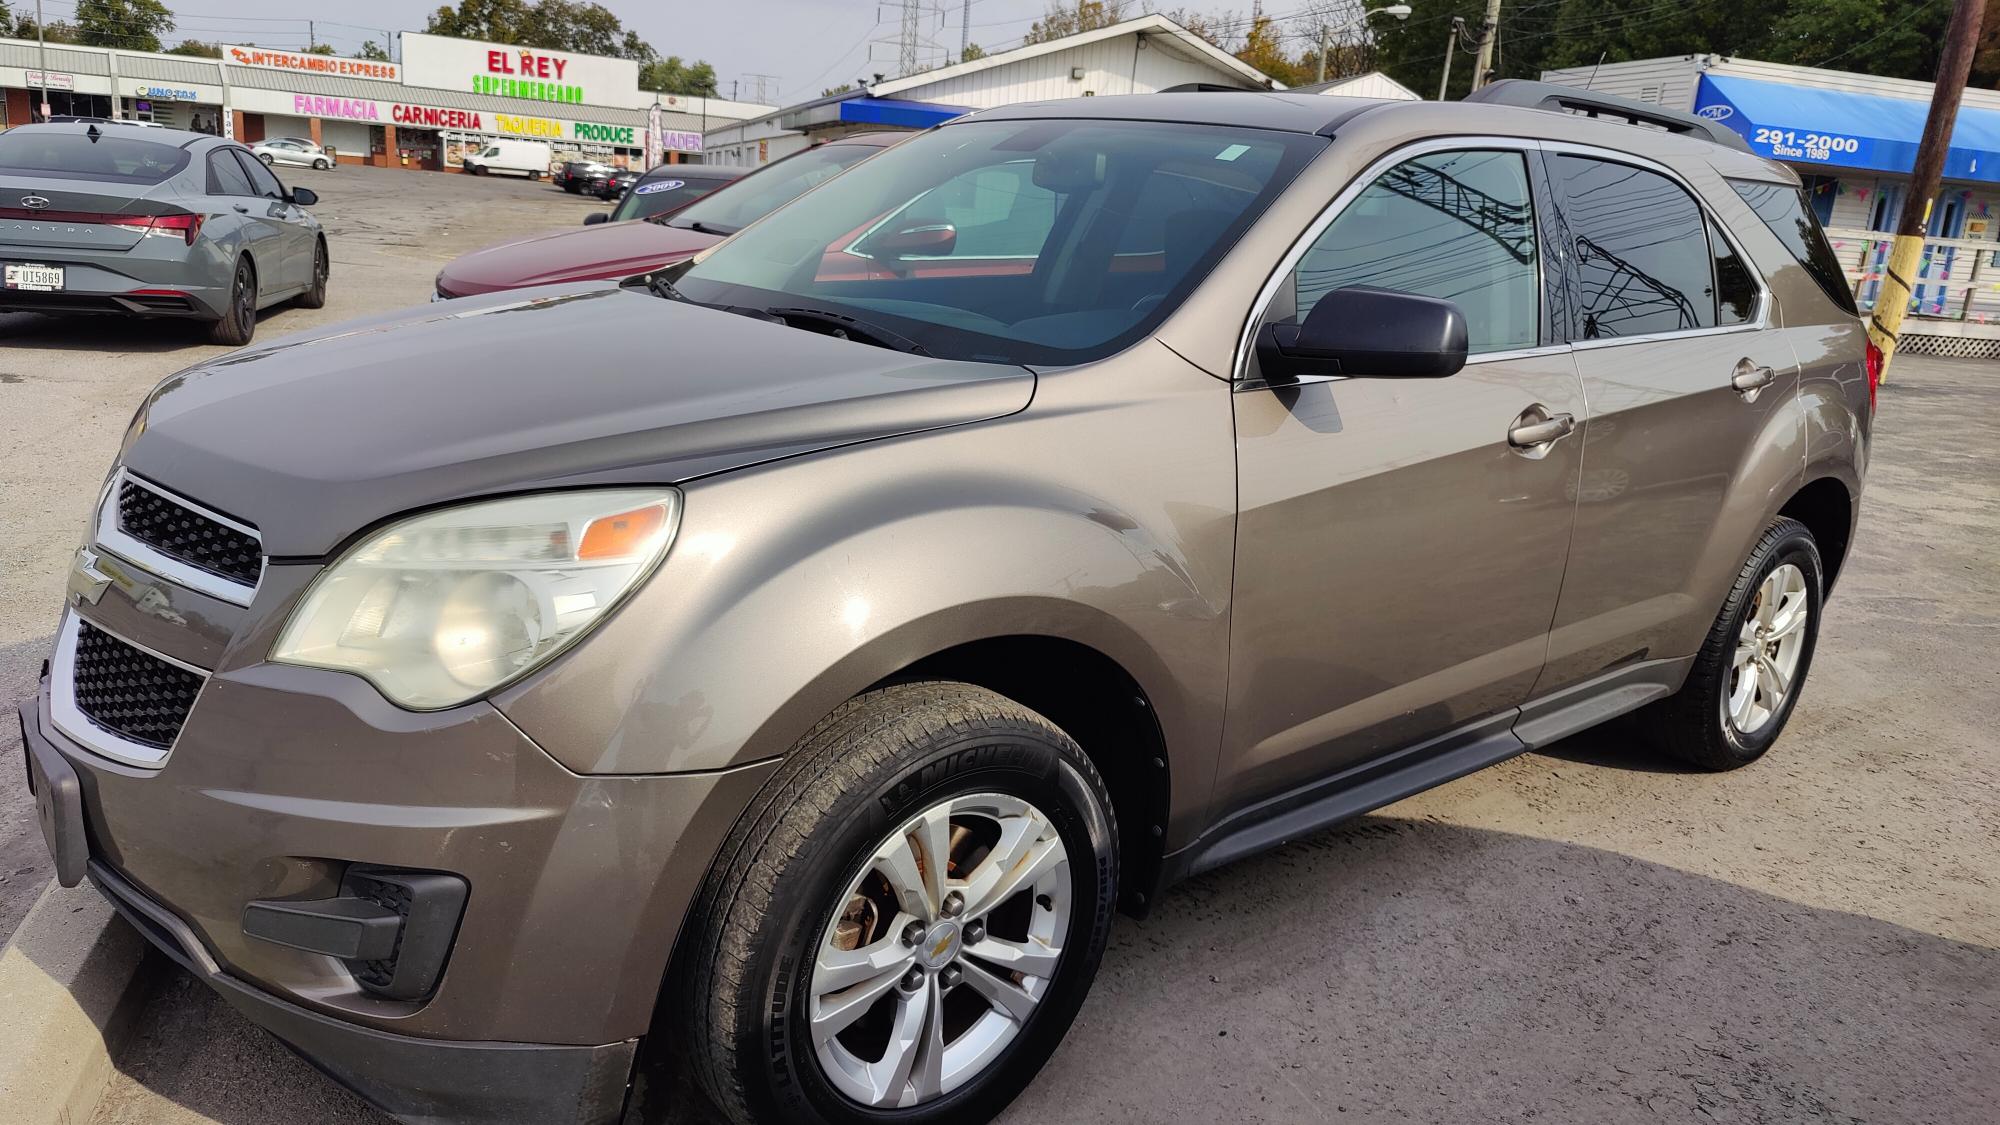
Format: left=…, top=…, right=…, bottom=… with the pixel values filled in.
left=434, top=134, right=904, bottom=299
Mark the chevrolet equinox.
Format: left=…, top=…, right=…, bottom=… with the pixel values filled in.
left=21, top=83, right=1870, bottom=1125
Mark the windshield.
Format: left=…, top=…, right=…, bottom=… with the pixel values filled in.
left=663, top=143, right=881, bottom=236
left=0, top=130, right=191, bottom=184
left=674, top=119, right=1322, bottom=365
left=610, top=176, right=726, bottom=222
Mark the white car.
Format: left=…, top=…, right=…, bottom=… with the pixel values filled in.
left=251, top=138, right=333, bottom=170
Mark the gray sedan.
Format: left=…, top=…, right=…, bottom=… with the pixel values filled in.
left=0, top=122, right=327, bottom=344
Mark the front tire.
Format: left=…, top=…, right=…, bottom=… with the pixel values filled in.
left=312, top=158, right=330, bottom=170
left=1639, top=516, right=1824, bottom=770
left=207, top=257, right=257, bottom=346
left=678, top=682, right=1118, bottom=1125
left=257, top=151, right=274, bottom=166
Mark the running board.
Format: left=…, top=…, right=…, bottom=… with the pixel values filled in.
left=1164, top=715, right=1526, bottom=881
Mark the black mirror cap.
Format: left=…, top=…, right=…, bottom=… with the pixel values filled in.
left=583, top=212, right=609, bottom=226
left=289, top=187, right=318, bottom=207
left=1257, top=286, right=1469, bottom=381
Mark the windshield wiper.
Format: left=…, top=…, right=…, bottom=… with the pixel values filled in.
left=681, top=219, right=737, bottom=236
left=766, top=306, right=930, bottom=356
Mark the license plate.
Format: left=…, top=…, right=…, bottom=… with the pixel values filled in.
left=24, top=713, right=90, bottom=887
left=5, top=264, right=64, bottom=291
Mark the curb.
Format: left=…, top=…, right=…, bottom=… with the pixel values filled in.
left=0, top=879, right=153, bottom=1125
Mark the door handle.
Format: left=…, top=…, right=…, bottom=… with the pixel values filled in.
left=1732, top=361, right=1776, bottom=395
left=232, top=204, right=250, bottom=213
left=1508, top=411, right=1575, bottom=448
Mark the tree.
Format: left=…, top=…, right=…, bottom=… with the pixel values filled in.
left=426, top=0, right=673, bottom=61
left=822, top=83, right=855, bottom=96
left=305, top=43, right=337, bottom=55
left=357, top=40, right=391, bottom=61
left=961, top=42, right=988, bottom=62
left=73, top=0, right=172, bottom=51
left=164, top=39, right=221, bottom=57
left=639, top=56, right=719, bottom=96
left=1025, top=1, right=1127, bottom=44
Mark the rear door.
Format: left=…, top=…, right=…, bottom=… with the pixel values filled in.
left=1532, top=148, right=1802, bottom=699
left=207, top=148, right=287, bottom=289
left=233, top=149, right=311, bottom=293
left=1220, top=144, right=1586, bottom=811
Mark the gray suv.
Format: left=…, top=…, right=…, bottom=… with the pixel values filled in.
left=21, top=83, right=1869, bottom=1125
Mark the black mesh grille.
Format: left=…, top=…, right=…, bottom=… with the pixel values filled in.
left=71, top=621, right=204, bottom=750
left=117, top=480, right=262, bottom=587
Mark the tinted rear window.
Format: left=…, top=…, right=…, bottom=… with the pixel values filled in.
left=0, top=130, right=191, bottom=184
left=1729, top=180, right=1859, bottom=315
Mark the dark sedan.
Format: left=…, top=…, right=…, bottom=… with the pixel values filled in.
left=435, top=135, right=900, bottom=298
left=552, top=160, right=613, bottom=193
left=581, top=164, right=741, bottom=225
left=591, top=167, right=641, bottom=200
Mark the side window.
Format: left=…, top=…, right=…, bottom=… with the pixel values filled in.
left=208, top=151, right=255, bottom=196
left=235, top=150, right=287, bottom=200
left=1553, top=155, right=1715, bottom=339
left=1710, top=219, right=1757, bottom=325
left=878, top=161, right=1058, bottom=259
left=1287, top=149, right=1539, bottom=355
left=1729, top=179, right=1861, bottom=315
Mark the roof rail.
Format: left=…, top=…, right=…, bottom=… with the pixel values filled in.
left=1463, top=79, right=1753, bottom=155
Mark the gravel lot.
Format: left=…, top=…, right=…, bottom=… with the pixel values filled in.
left=1, top=164, right=1993, bottom=1125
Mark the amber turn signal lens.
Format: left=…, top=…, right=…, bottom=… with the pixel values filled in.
left=578, top=504, right=668, bottom=560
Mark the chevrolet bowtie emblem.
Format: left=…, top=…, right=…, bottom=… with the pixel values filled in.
left=68, top=547, right=115, bottom=605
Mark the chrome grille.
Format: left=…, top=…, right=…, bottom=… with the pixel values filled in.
left=115, top=478, right=262, bottom=587
left=69, top=619, right=204, bottom=751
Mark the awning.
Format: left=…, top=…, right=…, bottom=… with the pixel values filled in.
left=779, top=94, right=970, bottom=132
left=1694, top=73, right=2000, bottom=183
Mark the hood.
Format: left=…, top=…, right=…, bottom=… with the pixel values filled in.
left=123, top=285, right=1034, bottom=556
left=435, top=219, right=720, bottom=296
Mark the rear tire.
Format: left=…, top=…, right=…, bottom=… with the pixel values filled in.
left=1638, top=516, right=1824, bottom=771
left=676, top=682, right=1118, bottom=1125
left=207, top=257, right=257, bottom=346
left=295, top=241, right=328, bottom=309
left=529, top=170, right=542, bottom=181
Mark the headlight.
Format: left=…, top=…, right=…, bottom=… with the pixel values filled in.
left=272, top=489, right=681, bottom=708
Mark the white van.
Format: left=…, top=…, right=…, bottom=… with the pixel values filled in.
left=462, top=139, right=553, bottom=179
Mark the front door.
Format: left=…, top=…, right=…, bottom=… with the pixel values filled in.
left=1533, top=151, right=1801, bottom=697
left=1222, top=145, right=1584, bottom=811
left=234, top=150, right=311, bottom=293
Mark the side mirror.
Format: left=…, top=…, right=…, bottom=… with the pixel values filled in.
left=1255, top=286, right=1467, bottom=381
left=288, top=187, right=318, bottom=207
left=874, top=222, right=956, bottom=259
left=583, top=212, right=609, bottom=226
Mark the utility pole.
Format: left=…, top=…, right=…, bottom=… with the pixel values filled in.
left=1871, top=0, right=1984, bottom=378
left=1317, top=24, right=1330, bottom=83
left=1471, top=0, right=1502, bottom=90
left=1438, top=15, right=1465, bottom=100
left=308, top=20, right=316, bottom=52
left=961, top=0, right=972, bottom=58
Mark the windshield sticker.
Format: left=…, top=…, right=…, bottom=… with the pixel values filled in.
left=635, top=180, right=685, bottom=195
left=1215, top=144, right=1250, bottom=162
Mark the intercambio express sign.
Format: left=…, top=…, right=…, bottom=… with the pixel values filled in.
left=399, top=31, right=643, bottom=109
left=225, top=45, right=401, bottom=82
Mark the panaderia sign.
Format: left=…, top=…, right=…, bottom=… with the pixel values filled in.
left=225, top=45, right=401, bottom=83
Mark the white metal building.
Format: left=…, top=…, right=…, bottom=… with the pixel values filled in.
left=706, top=15, right=1281, bottom=168
left=1543, top=55, right=2000, bottom=354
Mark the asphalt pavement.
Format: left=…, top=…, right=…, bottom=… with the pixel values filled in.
left=1, top=164, right=1993, bottom=1125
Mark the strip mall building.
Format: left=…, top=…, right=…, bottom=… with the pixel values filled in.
left=0, top=31, right=771, bottom=171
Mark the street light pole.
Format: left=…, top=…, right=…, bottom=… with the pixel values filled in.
left=1317, top=5, right=1411, bottom=85
left=35, top=0, right=49, bottom=121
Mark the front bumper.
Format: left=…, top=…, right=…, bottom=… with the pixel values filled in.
left=21, top=620, right=779, bottom=1122
left=91, top=858, right=635, bottom=1125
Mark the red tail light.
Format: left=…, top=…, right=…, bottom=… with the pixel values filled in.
left=1864, top=339, right=1883, bottom=414
left=145, top=213, right=203, bottom=246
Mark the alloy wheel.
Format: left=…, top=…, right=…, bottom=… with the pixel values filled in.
left=1724, top=562, right=1809, bottom=735
left=808, top=792, right=1071, bottom=1109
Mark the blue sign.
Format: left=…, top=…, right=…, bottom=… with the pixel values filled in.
left=135, top=85, right=200, bottom=102
left=1694, top=73, right=2000, bottom=183
left=633, top=180, right=684, bottom=195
